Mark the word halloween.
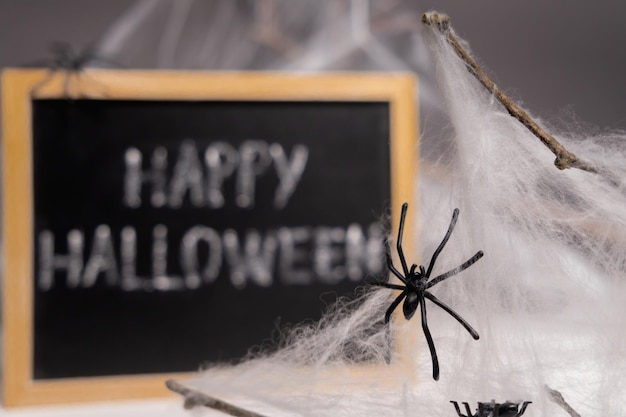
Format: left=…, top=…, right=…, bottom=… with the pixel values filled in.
left=38, top=223, right=385, bottom=291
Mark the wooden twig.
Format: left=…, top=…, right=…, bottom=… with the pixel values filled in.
left=421, top=12, right=598, bottom=174
left=166, top=379, right=270, bottom=417
left=544, top=385, right=583, bottom=417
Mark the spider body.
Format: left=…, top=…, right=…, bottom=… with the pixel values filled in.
left=27, top=42, right=117, bottom=97
left=371, top=203, right=483, bottom=380
left=48, top=43, right=93, bottom=71
left=403, top=291, right=419, bottom=320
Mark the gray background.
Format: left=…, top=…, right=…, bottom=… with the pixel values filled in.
left=0, top=0, right=624, bottom=130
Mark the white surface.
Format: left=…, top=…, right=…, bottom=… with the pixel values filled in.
left=0, top=399, right=226, bottom=417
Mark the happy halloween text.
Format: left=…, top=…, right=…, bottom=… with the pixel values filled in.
left=37, top=140, right=385, bottom=292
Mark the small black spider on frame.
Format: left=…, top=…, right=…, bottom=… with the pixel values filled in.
left=370, top=203, right=483, bottom=380
left=27, top=42, right=118, bottom=97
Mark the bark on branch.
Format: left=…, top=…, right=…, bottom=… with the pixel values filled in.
left=422, top=11, right=598, bottom=174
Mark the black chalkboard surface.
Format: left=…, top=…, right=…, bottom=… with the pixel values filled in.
left=2, top=70, right=417, bottom=406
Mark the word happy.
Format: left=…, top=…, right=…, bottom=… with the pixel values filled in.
left=124, top=139, right=309, bottom=209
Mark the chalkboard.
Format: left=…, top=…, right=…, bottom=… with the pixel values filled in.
left=1, top=70, right=417, bottom=406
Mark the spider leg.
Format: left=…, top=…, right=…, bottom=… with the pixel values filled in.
left=78, top=70, right=109, bottom=97
left=63, top=70, right=74, bottom=98
left=462, top=402, right=473, bottom=417
left=382, top=290, right=407, bottom=364
left=386, top=252, right=408, bottom=285
left=384, top=290, right=407, bottom=325
left=517, top=401, right=532, bottom=417
left=424, top=292, right=479, bottom=339
left=30, top=67, right=59, bottom=97
left=450, top=401, right=467, bottom=417
left=370, top=282, right=406, bottom=291
left=419, top=294, right=440, bottom=380
left=426, top=251, right=484, bottom=289
left=425, top=208, right=459, bottom=278
left=396, top=203, right=411, bottom=277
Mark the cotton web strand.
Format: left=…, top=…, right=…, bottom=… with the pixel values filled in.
left=180, top=289, right=421, bottom=416
left=418, top=11, right=626, bottom=417
left=174, top=12, right=626, bottom=417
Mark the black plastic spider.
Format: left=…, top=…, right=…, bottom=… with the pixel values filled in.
left=27, top=42, right=118, bottom=97
left=451, top=400, right=532, bottom=417
left=371, top=203, right=483, bottom=380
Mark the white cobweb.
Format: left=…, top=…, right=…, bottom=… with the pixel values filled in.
left=97, top=2, right=626, bottom=416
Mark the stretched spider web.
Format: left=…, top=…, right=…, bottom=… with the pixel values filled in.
left=97, top=2, right=626, bottom=416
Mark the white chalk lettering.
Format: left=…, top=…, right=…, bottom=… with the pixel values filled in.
left=346, top=223, right=385, bottom=281
left=123, top=147, right=167, bottom=208
left=313, top=227, right=346, bottom=284
left=205, top=142, right=238, bottom=208
left=121, top=226, right=142, bottom=291
left=278, top=227, right=313, bottom=285
left=123, top=140, right=308, bottom=210
left=223, top=229, right=277, bottom=288
left=120, top=226, right=185, bottom=291
left=181, top=226, right=222, bottom=289
left=168, top=140, right=205, bottom=208
left=37, top=223, right=384, bottom=292
left=270, top=143, right=309, bottom=209
left=151, top=225, right=185, bottom=290
left=38, top=230, right=84, bottom=290
left=236, top=140, right=272, bottom=208
left=82, top=225, right=119, bottom=288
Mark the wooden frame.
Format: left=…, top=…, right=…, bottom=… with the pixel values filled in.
left=1, top=69, right=417, bottom=407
